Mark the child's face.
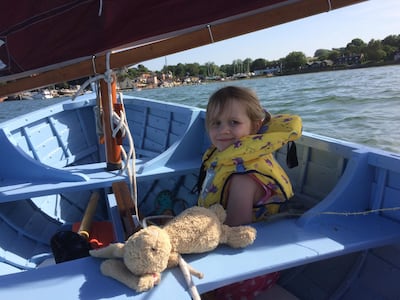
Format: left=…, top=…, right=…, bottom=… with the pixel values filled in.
left=208, top=100, right=255, bottom=151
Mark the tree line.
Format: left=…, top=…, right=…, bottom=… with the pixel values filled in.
left=123, top=34, right=400, bottom=79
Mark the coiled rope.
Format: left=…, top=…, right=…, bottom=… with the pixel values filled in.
left=73, top=52, right=140, bottom=227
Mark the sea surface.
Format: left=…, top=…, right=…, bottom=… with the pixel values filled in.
left=1, top=65, right=399, bottom=153
left=129, top=65, right=400, bottom=154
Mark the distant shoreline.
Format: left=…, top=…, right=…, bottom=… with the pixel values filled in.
left=129, top=62, right=400, bottom=91
left=274, top=60, right=400, bottom=77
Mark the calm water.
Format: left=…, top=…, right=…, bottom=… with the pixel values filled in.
left=129, top=65, right=400, bottom=154
left=1, top=65, right=399, bottom=153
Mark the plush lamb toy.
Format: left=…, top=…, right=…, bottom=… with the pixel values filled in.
left=90, top=204, right=256, bottom=292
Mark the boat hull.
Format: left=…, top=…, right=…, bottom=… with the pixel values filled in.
left=0, top=93, right=399, bottom=298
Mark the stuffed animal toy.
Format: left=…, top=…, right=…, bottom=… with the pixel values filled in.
left=90, top=204, right=256, bottom=292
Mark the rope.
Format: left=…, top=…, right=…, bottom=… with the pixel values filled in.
left=141, top=216, right=201, bottom=299
left=72, top=74, right=104, bottom=100
left=103, top=52, right=141, bottom=226
left=91, top=55, right=97, bottom=74
left=267, top=206, right=400, bottom=222
left=72, top=52, right=141, bottom=228
left=311, top=206, right=400, bottom=216
left=114, top=92, right=140, bottom=223
left=178, top=255, right=202, bottom=300
left=327, top=0, right=332, bottom=11
left=98, top=0, right=103, bottom=16
left=207, top=24, right=214, bottom=43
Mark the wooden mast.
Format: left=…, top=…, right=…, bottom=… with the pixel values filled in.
left=99, top=75, right=122, bottom=171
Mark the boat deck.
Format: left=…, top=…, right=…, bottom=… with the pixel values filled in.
left=1, top=95, right=400, bottom=298
left=0, top=213, right=399, bottom=299
left=0, top=159, right=201, bottom=203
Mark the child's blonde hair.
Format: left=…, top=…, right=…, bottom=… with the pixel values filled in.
left=206, top=86, right=271, bottom=132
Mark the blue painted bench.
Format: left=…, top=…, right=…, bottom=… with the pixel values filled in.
left=0, top=107, right=204, bottom=203
left=0, top=212, right=399, bottom=299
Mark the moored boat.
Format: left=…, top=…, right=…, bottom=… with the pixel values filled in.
left=1, top=1, right=400, bottom=299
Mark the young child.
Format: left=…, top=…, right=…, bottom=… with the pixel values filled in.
left=198, top=86, right=302, bottom=300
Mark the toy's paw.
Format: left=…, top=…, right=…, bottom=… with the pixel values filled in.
left=226, top=226, right=257, bottom=248
left=100, top=259, right=144, bottom=291
left=90, top=243, right=125, bottom=258
left=167, top=252, right=180, bottom=268
left=136, top=273, right=161, bottom=292
left=100, top=259, right=126, bottom=277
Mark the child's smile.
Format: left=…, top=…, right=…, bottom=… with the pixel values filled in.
left=208, top=100, right=254, bottom=151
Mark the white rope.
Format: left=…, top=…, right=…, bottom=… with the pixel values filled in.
left=93, top=105, right=104, bottom=136
left=327, top=0, right=332, bottom=11
left=72, top=74, right=105, bottom=100
left=141, top=214, right=201, bottom=299
left=113, top=92, right=140, bottom=223
left=314, top=206, right=400, bottom=216
left=92, top=55, right=97, bottom=74
left=98, top=0, right=103, bottom=16
left=72, top=52, right=141, bottom=227
left=272, top=206, right=400, bottom=220
left=207, top=24, right=214, bottom=43
left=105, top=53, right=114, bottom=142
left=178, top=255, right=202, bottom=300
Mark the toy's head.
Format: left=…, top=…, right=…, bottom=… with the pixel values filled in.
left=123, top=226, right=172, bottom=276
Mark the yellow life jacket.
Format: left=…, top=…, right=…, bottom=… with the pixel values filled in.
left=198, top=114, right=302, bottom=222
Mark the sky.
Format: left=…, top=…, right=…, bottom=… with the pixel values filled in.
left=133, top=0, right=400, bottom=71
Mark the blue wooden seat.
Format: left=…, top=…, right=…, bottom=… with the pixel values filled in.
left=1, top=213, right=399, bottom=299
left=0, top=255, right=192, bottom=299
left=0, top=108, right=203, bottom=203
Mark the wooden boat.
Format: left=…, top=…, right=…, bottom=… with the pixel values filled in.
left=1, top=1, right=400, bottom=299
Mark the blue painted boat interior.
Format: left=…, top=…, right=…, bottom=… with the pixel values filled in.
left=0, top=93, right=399, bottom=299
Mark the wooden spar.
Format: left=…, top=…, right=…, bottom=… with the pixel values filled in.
left=0, top=0, right=366, bottom=97
left=112, top=181, right=140, bottom=240
left=99, top=75, right=122, bottom=171
left=77, top=191, right=100, bottom=239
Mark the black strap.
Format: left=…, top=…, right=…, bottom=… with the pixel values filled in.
left=191, top=163, right=206, bottom=194
left=286, top=141, right=299, bottom=169
left=191, top=147, right=217, bottom=194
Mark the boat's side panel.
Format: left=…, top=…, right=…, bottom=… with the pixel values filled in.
left=275, top=133, right=353, bottom=209
left=124, top=97, right=199, bottom=159
left=280, top=147, right=400, bottom=298
left=0, top=200, right=58, bottom=271
left=340, top=245, right=400, bottom=299
left=2, top=96, right=100, bottom=168
left=281, top=244, right=400, bottom=300
left=0, top=96, right=205, bottom=274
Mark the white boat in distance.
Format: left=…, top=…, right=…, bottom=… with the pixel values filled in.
left=1, top=1, right=400, bottom=299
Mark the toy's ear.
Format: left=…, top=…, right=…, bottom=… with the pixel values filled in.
left=90, top=242, right=125, bottom=258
